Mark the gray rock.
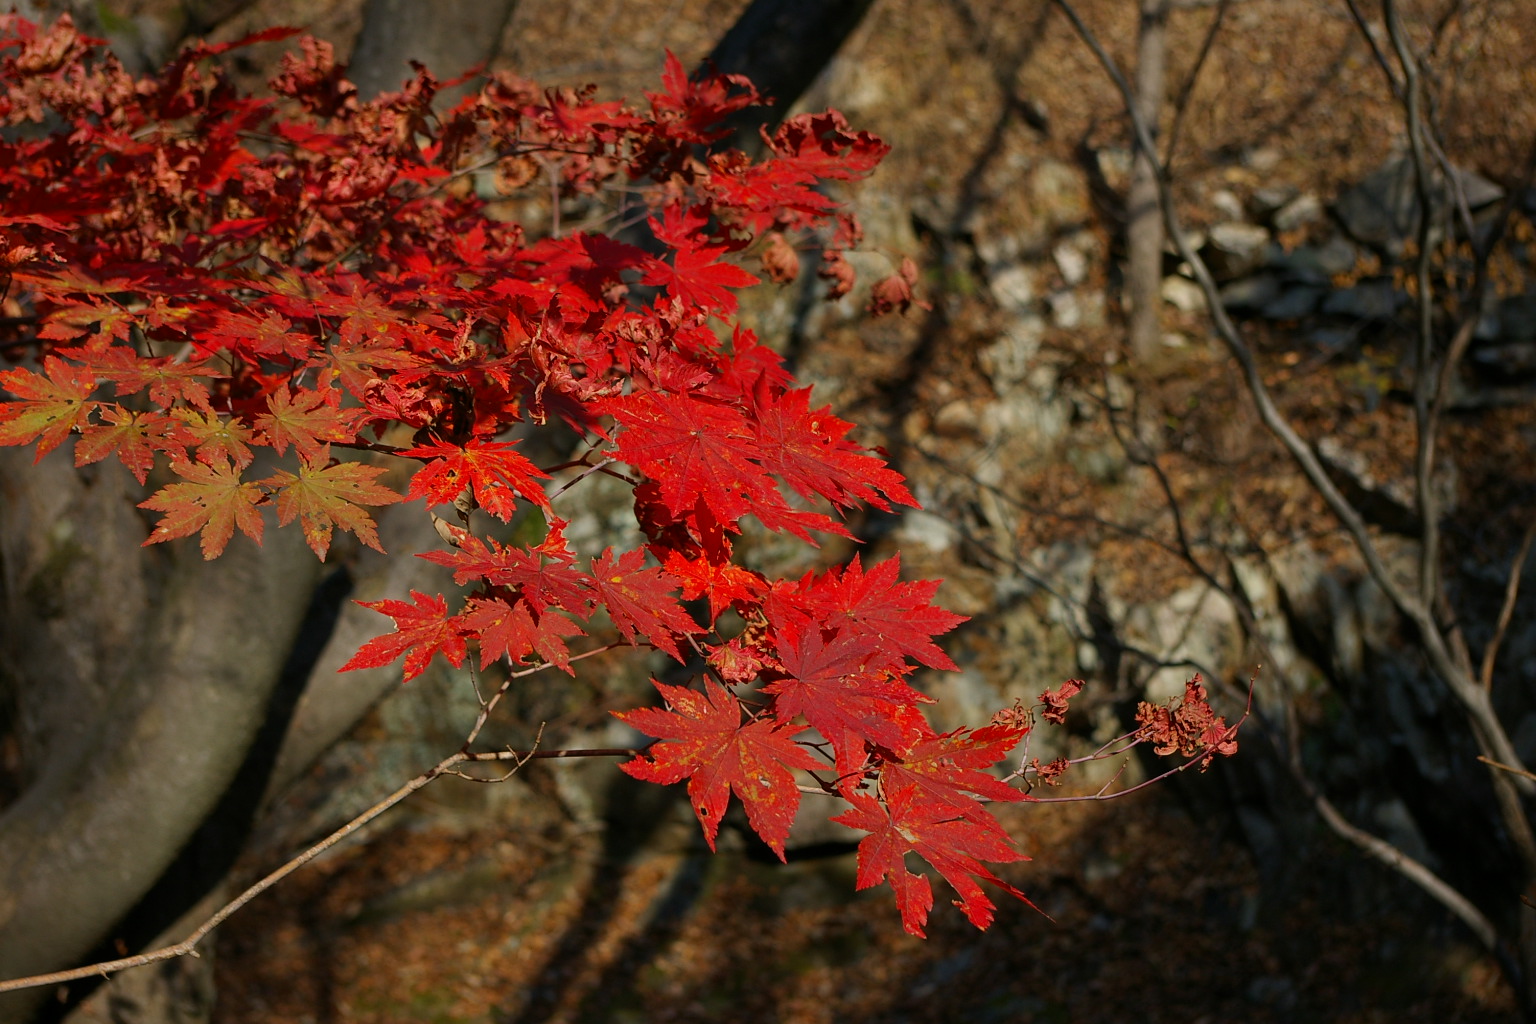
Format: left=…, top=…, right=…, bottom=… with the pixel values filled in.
left=987, top=262, right=1037, bottom=313
left=1273, top=193, right=1324, bottom=233
left=1261, top=286, right=1326, bottom=320
left=1211, top=188, right=1247, bottom=222
left=1053, top=241, right=1090, bottom=287
left=1471, top=343, right=1536, bottom=376
left=1270, top=235, right=1362, bottom=279
left=1249, top=184, right=1300, bottom=221
left=978, top=314, right=1044, bottom=390
left=1333, top=155, right=1504, bottom=255
left=1219, top=274, right=1283, bottom=311
left=1493, top=291, right=1536, bottom=343
left=1315, top=435, right=1457, bottom=533
left=1047, top=289, right=1082, bottom=328
left=1161, top=274, right=1207, bottom=313
left=1202, top=222, right=1273, bottom=281
left=1309, top=326, right=1360, bottom=352
left=1321, top=280, right=1404, bottom=320
left=1243, top=145, right=1284, bottom=173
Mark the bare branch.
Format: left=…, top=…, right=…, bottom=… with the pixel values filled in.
left=1481, top=522, right=1536, bottom=691
left=1048, top=0, right=1536, bottom=810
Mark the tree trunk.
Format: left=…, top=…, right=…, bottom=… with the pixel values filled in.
left=1126, top=0, right=1168, bottom=362
left=702, top=0, right=876, bottom=154
left=0, top=451, right=323, bottom=1024
left=348, top=0, right=520, bottom=102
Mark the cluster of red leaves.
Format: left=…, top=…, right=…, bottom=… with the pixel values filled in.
left=0, top=16, right=1237, bottom=938
left=1134, top=675, right=1240, bottom=769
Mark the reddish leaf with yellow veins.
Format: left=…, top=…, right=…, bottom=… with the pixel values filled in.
left=138, top=458, right=266, bottom=559
left=262, top=457, right=402, bottom=560
left=0, top=356, right=97, bottom=457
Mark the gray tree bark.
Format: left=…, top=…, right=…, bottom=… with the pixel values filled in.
left=1126, top=0, right=1169, bottom=362
left=0, top=451, right=323, bottom=1024
left=348, top=0, right=520, bottom=102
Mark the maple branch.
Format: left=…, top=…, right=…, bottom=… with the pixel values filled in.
left=546, top=456, right=627, bottom=500
left=0, top=745, right=513, bottom=996
left=462, top=746, right=645, bottom=761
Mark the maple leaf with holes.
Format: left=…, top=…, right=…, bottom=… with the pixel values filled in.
left=832, top=782, right=1035, bottom=937
left=403, top=438, right=552, bottom=520
left=616, top=677, right=824, bottom=858
left=262, top=457, right=402, bottom=560
left=341, top=590, right=466, bottom=683
left=460, top=595, right=585, bottom=673
left=255, top=383, right=362, bottom=464
left=37, top=299, right=137, bottom=344
left=0, top=356, right=97, bottom=457
left=588, top=547, right=702, bottom=661
left=139, top=458, right=266, bottom=559
left=767, top=111, right=891, bottom=181
left=787, top=555, right=967, bottom=671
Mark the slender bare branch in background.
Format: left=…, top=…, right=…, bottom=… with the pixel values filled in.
left=1050, top=0, right=1536, bottom=993
left=1481, top=522, right=1536, bottom=692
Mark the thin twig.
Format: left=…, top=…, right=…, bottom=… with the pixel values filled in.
left=1480, top=522, right=1536, bottom=691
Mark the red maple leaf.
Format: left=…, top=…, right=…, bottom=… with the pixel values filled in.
left=74, top=407, right=186, bottom=484
left=62, top=344, right=214, bottom=411
left=342, top=590, right=466, bottom=683
left=786, top=555, right=967, bottom=671
left=138, top=457, right=266, bottom=559
left=766, top=111, right=890, bottom=181
left=417, top=529, right=591, bottom=615
left=607, top=390, right=775, bottom=525
left=202, top=308, right=314, bottom=361
left=751, top=387, right=915, bottom=512
left=832, top=782, right=1035, bottom=937
left=171, top=408, right=257, bottom=469
left=616, top=677, right=824, bottom=858
left=640, top=234, right=759, bottom=315
left=764, top=612, right=932, bottom=775
left=403, top=438, right=553, bottom=520
left=662, top=549, right=765, bottom=623
left=588, top=547, right=703, bottom=661
left=878, top=724, right=1029, bottom=825
left=459, top=595, right=585, bottom=673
